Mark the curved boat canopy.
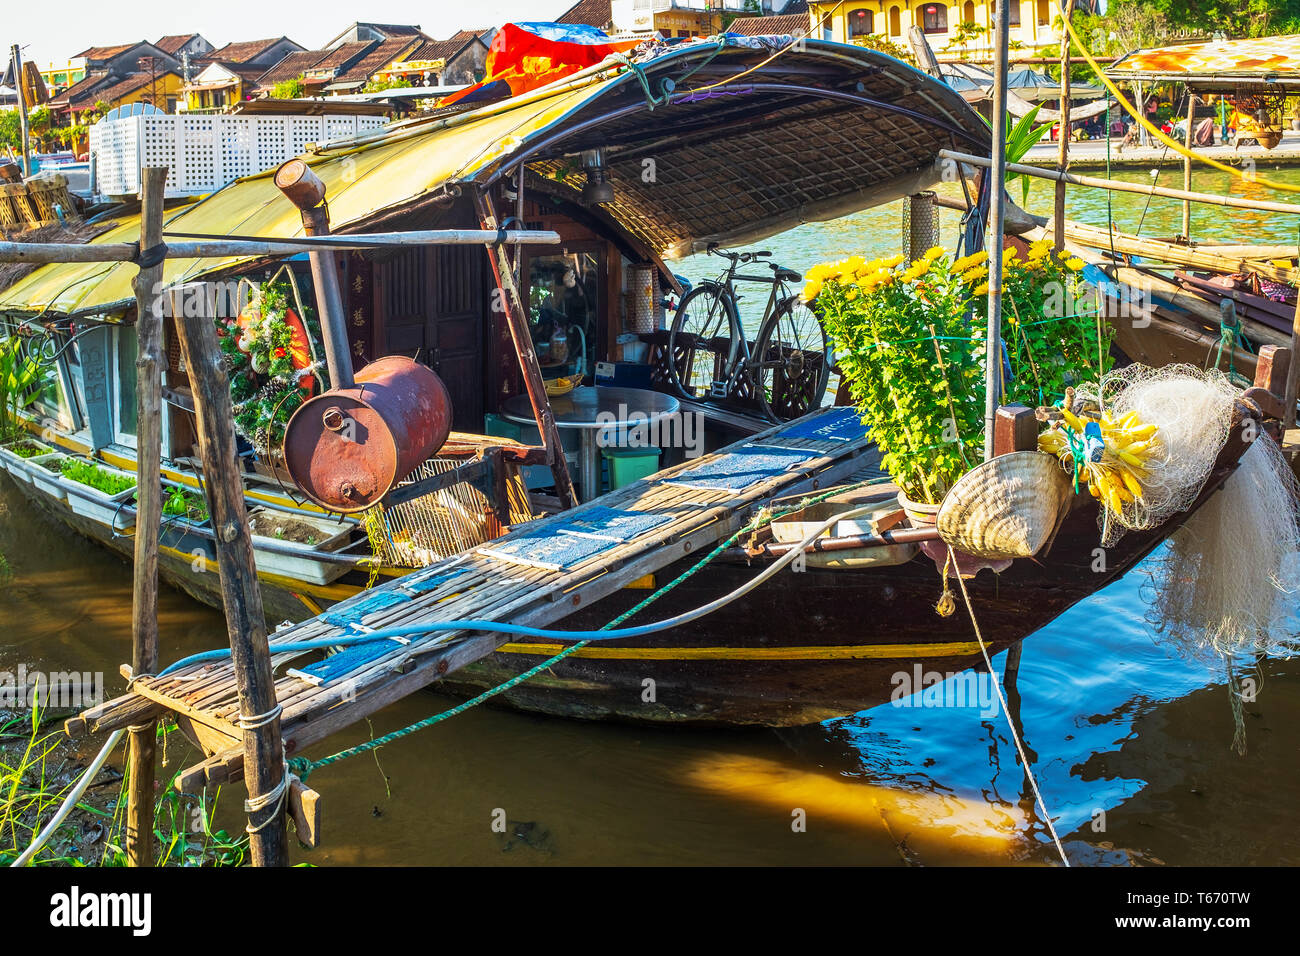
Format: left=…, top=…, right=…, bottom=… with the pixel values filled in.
left=1, top=37, right=989, bottom=318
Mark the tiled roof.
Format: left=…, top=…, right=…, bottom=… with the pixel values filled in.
left=306, top=41, right=374, bottom=73
left=353, top=23, right=426, bottom=37
left=556, top=0, right=613, bottom=29
left=68, top=71, right=177, bottom=109
left=727, top=14, right=810, bottom=37
left=49, top=71, right=115, bottom=107
left=255, top=50, right=328, bottom=87
left=155, top=34, right=201, bottom=54
left=406, top=30, right=484, bottom=63
left=330, top=36, right=421, bottom=85
left=73, top=43, right=139, bottom=60
left=202, top=38, right=290, bottom=65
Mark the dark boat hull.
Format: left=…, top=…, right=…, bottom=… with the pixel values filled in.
left=10, top=456, right=1232, bottom=727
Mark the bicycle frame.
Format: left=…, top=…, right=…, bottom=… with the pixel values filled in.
left=701, top=255, right=794, bottom=398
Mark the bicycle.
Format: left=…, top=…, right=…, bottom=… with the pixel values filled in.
left=666, top=246, right=831, bottom=422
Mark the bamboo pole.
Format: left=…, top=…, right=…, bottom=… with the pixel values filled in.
left=1285, top=301, right=1300, bottom=431
left=474, top=189, right=578, bottom=509
left=124, top=167, right=167, bottom=868
left=984, top=0, right=1011, bottom=461
left=1182, top=90, right=1195, bottom=239
left=938, top=149, right=1300, bottom=216
left=10, top=46, right=30, bottom=177
left=1063, top=220, right=1298, bottom=284
left=172, top=308, right=288, bottom=867
left=0, top=230, right=559, bottom=266
left=1053, top=0, right=1075, bottom=255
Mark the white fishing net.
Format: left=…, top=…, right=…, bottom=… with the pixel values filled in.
left=1141, top=434, right=1300, bottom=754
left=1083, top=364, right=1239, bottom=547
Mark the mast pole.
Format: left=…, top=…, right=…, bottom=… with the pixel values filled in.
left=1053, top=0, right=1075, bottom=253
left=10, top=45, right=30, bottom=176
left=984, top=0, right=1011, bottom=460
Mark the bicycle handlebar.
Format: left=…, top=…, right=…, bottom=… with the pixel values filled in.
left=707, top=247, right=774, bottom=264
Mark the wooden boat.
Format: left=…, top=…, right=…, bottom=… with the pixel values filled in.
left=0, top=31, right=1274, bottom=730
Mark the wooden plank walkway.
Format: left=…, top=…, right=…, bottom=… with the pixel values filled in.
left=76, top=407, right=877, bottom=788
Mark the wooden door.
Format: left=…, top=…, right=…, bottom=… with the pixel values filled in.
left=373, top=245, right=486, bottom=432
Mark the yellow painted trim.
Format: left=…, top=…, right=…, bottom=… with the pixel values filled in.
left=294, top=593, right=325, bottom=616
left=494, top=641, right=987, bottom=661
left=155, top=542, right=363, bottom=600
left=624, top=574, right=655, bottom=590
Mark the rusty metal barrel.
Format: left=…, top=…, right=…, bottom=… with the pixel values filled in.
left=283, top=355, right=453, bottom=512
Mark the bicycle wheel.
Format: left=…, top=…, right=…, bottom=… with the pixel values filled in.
left=667, top=284, right=742, bottom=400
left=752, top=295, right=832, bottom=422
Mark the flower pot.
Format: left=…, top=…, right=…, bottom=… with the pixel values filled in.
left=896, top=491, right=941, bottom=527
left=0, top=438, right=55, bottom=481
left=29, top=454, right=70, bottom=502
left=900, top=491, right=1013, bottom=579
left=246, top=508, right=354, bottom=585
left=60, top=462, right=138, bottom=529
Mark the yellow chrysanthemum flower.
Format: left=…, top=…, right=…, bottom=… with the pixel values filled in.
left=882, top=253, right=905, bottom=269
left=1065, top=257, right=1086, bottom=272
left=960, top=264, right=989, bottom=283
left=974, top=281, right=990, bottom=295
left=922, top=245, right=947, bottom=262
left=801, top=277, right=823, bottom=302
left=806, top=263, right=832, bottom=283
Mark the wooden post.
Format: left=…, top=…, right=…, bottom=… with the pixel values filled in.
left=10, top=46, right=30, bottom=176
left=474, top=189, right=579, bottom=508
left=173, top=309, right=288, bottom=867
left=1053, top=0, right=1075, bottom=253
left=1182, top=90, right=1196, bottom=240
left=1285, top=300, right=1300, bottom=432
left=124, top=167, right=168, bottom=867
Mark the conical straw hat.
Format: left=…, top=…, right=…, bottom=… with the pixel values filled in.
left=937, top=451, right=1074, bottom=560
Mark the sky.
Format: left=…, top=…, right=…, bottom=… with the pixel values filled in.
left=3, top=0, right=577, bottom=69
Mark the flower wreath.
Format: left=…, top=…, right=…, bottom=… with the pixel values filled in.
left=216, top=277, right=329, bottom=459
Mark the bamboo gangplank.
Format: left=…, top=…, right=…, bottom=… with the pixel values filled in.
left=75, top=416, right=880, bottom=802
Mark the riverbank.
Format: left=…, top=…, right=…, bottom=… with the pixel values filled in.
left=1023, top=128, right=1300, bottom=168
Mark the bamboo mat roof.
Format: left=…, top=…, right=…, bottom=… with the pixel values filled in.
left=0, top=37, right=988, bottom=317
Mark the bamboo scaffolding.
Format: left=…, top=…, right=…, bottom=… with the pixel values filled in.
left=938, top=148, right=1300, bottom=216
left=0, top=230, right=560, bottom=266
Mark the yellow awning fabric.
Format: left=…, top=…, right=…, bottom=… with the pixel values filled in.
left=0, top=77, right=614, bottom=316
left=1107, top=33, right=1300, bottom=87
left=1, top=39, right=989, bottom=317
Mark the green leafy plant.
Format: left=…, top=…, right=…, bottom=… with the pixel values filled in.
left=810, top=243, right=1111, bottom=504
left=6, top=438, right=51, bottom=458
left=811, top=249, right=986, bottom=504
left=979, top=105, right=1053, bottom=205
left=162, top=485, right=209, bottom=523
left=977, top=239, right=1114, bottom=407
left=59, top=458, right=135, bottom=496
left=0, top=337, right=45, bottom=443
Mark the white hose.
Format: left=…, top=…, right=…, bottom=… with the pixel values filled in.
left=10, top=728, right=124, bottom=867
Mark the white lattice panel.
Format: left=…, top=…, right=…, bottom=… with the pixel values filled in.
left=90, top=113, right=391, bottom=198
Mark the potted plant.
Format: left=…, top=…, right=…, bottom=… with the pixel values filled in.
left=811, top=248, right=986, bottom=518
left=58, top=457, right=137, bottom=528
left=160, top=481, right=216, bottom=563
left=812, top=241, right=1109, bottom=541
left=29, top=452, right=71, bottom=501
left=246, top=508, right=355, bottom=585
left=0, top=435, right=57, bottom=484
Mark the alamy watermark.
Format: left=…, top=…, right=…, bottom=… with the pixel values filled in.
left=890, top=664, right=999, bottom=718
left=594, top=404, right=706, bottom=458
left=0, top=665, right=104, bottom=709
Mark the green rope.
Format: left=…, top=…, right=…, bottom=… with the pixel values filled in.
left=287, top=474, right=894, bottom=781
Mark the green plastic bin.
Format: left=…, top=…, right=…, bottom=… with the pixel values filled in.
left=602, top=447, right=662, bottom=489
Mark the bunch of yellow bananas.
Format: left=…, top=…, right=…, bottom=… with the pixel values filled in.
left=1038, top=406, right=1160, bottom=514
